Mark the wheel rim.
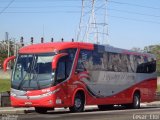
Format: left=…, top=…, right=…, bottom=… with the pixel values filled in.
left=134, top=96, right=139, bottom=107
left=75, top=98, right=82, bottom=108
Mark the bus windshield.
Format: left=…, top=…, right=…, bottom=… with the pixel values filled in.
left=12, top=53, right=55, bottom=90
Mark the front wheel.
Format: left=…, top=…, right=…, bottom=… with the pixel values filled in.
left=69, top=93, right=85, bottom=112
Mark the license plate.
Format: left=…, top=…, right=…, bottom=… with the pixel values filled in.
left=25, top=102, right=32, bottom=105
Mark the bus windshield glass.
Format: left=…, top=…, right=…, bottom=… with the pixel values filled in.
left=12, top=53, right=55, bottom=90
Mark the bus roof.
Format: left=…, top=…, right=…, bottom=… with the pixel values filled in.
left=19, top=42, right=155, bottom=58
left=19, top=42, right=94, bottom=54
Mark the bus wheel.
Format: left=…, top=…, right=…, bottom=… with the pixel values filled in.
left=35, top=107, right=47, bottom=114
left=125, top=93, right=140, bottom=109
left=132, top=93, right=140, bottom=109
left=69, top=93, right=84, bottom=112
left=98, top=105, right=113, bottom=111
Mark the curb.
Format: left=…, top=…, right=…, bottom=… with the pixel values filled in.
left=0, top=108, right=35, bottom=114
left=140, top=101, right=160, bottom=108
left=0, top=102, right=160, bottom=115
left=144, top=103, right=160, bottom=107
left=0, top=110, right=26, bottom=114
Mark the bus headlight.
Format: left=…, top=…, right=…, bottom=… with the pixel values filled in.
left=42, top=88, right=60, bottom=97
left=42, top=91, right=53, bottom=97
left=11, top=92, right=16, bottom=97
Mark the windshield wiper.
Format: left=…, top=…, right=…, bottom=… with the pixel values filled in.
left=18, top=71, right=29, bottom=90
left=18, top=55, right=34, bottom=90
left=29, top=55, right=41, bottom=89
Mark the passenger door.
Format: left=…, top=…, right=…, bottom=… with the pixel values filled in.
left=55, top=56, right=70, bottom=105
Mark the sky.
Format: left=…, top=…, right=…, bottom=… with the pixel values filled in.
left=0, top=0, right=160, bottom=49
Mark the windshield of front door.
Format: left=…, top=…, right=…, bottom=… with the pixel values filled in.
left=54, top=49, right=77, bottom=85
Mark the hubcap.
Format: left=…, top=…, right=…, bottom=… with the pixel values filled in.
left=75, top=98, right=81, bottom=108
left=134, top=96, right=139, bottom=107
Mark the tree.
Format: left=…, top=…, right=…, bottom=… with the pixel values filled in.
left=131, top=47, right=143, bottom=52
left=0, top=40, right=14, bottom=69
left=144, top=45, right=160, bottom=76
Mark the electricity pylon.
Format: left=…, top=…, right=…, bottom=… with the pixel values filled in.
left=77, top=0, right=108, bottom=44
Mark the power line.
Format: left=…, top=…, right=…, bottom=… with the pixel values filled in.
left=0, top=0, right=160, bottom=25
left=2, top=7, right=160, bottom=19
left=0, top=0, right=15, bottom=15
left=108, top=0, right=160, bottom=10
left=0, top=0, right=83, bottom=3
left=1, top=11, right=80, bottom=13
left=0, top=2, right=159, bottom=19
left=0, top=0, right=160, bottom=11
left=109, top=15, right=160, bottom=24
left=0, top=0, right=159, bottom=11
left=0, top=5, right=82, bottom=8
left=1, top=6, right=160, bottom=19
left=107, top=8, right=160, bottom=18
left=2, top=10, right=160, bottom=25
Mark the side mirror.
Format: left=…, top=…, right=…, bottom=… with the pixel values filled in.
left=3, top=56, right=16, bottom=72
left=52, top=53, right=68, bottom=69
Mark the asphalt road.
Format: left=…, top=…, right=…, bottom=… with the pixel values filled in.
left=2, top=107, right=160, bottom=120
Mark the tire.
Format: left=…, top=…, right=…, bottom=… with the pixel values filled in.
left=125, top=93, right=140, bottom=109
left=69, top=93, right=85, bottom=112
left=98, top=105, right=113, bottom=111
left=35, top=107, right=47, bottom=114
left=132, top=93, right=140, bottom=109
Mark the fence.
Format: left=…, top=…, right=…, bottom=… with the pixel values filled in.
left=0, top=91, right=10, bottom=107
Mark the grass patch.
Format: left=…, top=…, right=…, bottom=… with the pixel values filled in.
left=0, top=79, right=11, bottom=92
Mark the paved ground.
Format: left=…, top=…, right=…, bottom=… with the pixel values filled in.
left=1, top=107, right=160, bottom=120
left=0, top=101, right=160, bottom=115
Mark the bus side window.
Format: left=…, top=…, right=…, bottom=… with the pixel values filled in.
left=76, top=50, right=88, bottom=73
left=56, top=57, right=66, bottom=83
left=76, top=58, right=86, bottom=73
left=66, top=49, right=76, bottom=77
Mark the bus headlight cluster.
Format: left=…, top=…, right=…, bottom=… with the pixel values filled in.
left=42, top=91, right=53, bottom=97
left=11, top=92, right=16, bottom=97
left=42, top=88, right=60, bottom=97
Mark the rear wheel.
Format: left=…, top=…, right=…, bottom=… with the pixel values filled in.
left=125, top=93, right=140, bottom=109
left=69, top=93, right=85, bottom=112
left=132, top=93, right=140, bottom=109
left=35, top=107, right=47, bottom=114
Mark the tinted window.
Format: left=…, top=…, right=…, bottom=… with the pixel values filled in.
left=76, top=50, right=92, bottom=72
left=55, top=49, right=77, bottom=84
left=56, top=57, right=66, bottom=83
left=66, top=49, right=76, bottom=77
left=76, top=49, right=156, bottom=73
left=136, top=56, right=156, bottom=73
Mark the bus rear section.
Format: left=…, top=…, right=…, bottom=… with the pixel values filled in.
left=3, top=42, right=157, bottom=113
left=75, top=45, right=157, bottom=110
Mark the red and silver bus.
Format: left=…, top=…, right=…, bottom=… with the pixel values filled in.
left=3, top=42, right=157, bottom=113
